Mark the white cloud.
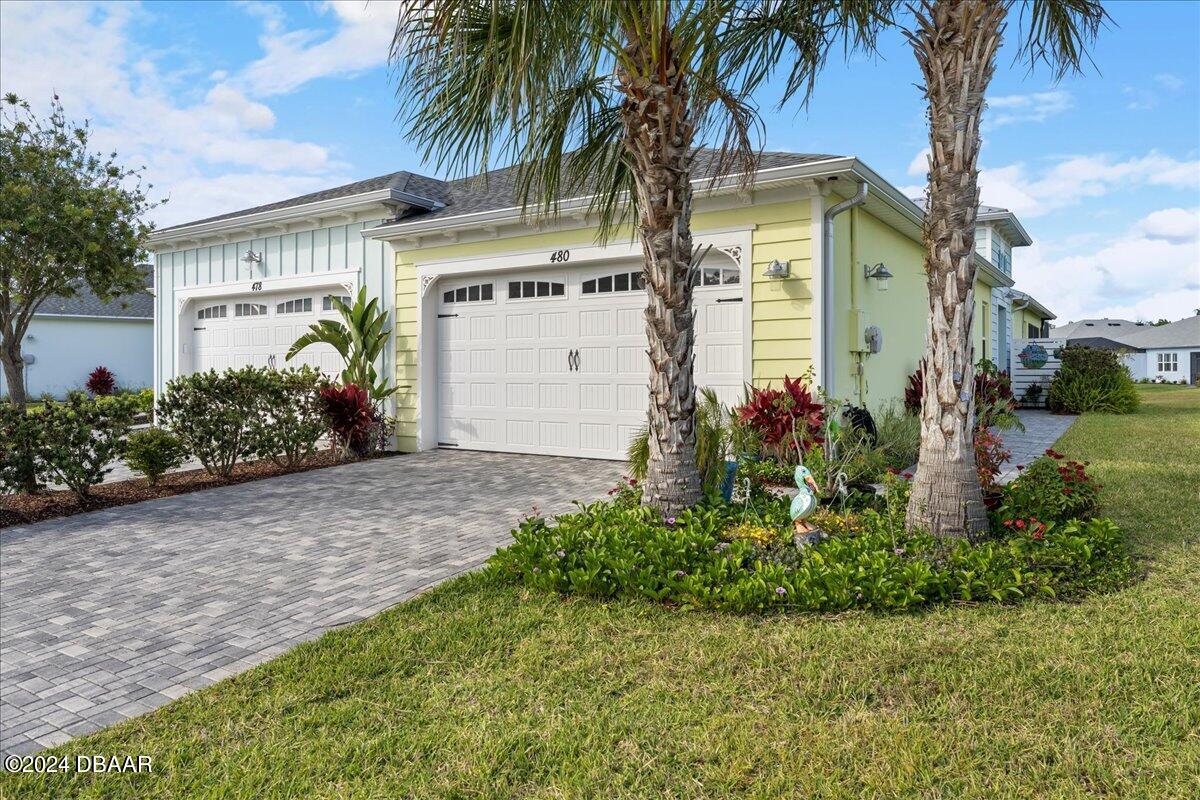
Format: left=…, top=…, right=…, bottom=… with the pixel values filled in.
left=986, top=90, right=1072, bottom=129
left=1136, top=207, right=1200, bottom=244
left=906, top=147, right=930, bottom=178
left=0, top=1, right=353, bottom=228
left=979, top=152, right=1200, bottom=218
left=236, top=0, right=403, bottom=96
left=1155, top=73, right=1185, bottom=91
left=1014, top=209, right=1200, bottom=323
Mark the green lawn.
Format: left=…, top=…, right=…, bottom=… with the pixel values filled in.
left=5, top=386, right=1198, bottom=799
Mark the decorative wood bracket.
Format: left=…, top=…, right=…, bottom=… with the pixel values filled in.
left=420, top=274, right=439, bottom=298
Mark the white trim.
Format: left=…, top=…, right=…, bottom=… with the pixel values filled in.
left=149, top=187, right=440, bottom=245
left=809, top=194, right=825, bottom=389
left=31, top=313, right=152, bottom=322
left=172, top=268, right=359, bottom=302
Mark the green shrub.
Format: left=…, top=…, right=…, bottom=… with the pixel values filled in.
left=251, top=367, right=327, bottom=467
left=0, top=404, right=43, bottom=494
left=872, top=402, right=919, bottom=471
left=131, top=388, right=154, bottom=415
left=628, top=388, right=731, bottom=492
left=157, top=367, right=268, bottom=479
left=123, top=428, right=189, bottom=485
left=998, top=450, right=1100, bottom=525
left=36, top=394, right=138, bottom=499
left=489, top=495, right=1134, bottom=613
left=1047, top=346, right=1140, bottom=414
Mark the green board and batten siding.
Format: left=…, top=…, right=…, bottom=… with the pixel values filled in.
left=152, top=217, right=396, bottom=399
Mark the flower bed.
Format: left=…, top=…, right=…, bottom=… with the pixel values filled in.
left=0, top=450, right=397, bottom=528
left=491, top=460, right=1135, bottom=614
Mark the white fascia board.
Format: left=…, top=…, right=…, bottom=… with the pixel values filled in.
left=364, top=156, right=862, bottom=241
left=974, top=255, right=1016, bottom=288
left=978, top=210, right=1034, bottom=247
left=1012, top=292, right=1056, bottom=320
left=172, top=268, right=361, bottom=302
left=148, top=188, right=439, bottom=247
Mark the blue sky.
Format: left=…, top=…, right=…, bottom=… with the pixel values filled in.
left=2, top=0, right=1197, bottom=322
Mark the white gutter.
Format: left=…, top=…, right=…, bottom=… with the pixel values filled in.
left=820, top=181, right=868, bottom=395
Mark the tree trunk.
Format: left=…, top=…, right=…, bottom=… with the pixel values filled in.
left=617, top=23, right=703, bottom=515
left=1, top=340, right=27, bottom=408
left=905, top=0, right=1006, bottom=539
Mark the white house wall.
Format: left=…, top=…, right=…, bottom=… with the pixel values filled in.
left=0, top=316, right=152, bottom=399
left=153, top=216, right=395, bottom=397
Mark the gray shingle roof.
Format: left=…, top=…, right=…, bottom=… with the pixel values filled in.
left=156, top=171, right=432, bottom=232
left=1115, top=315, right=1200, bottom=349
left=158, top=149, right=840, bottom=234
left=388, top=149, right=840, bottom=225
left=1052, top=318, right=1143, bottom=339
left=36, top=272, right=154, bottom=319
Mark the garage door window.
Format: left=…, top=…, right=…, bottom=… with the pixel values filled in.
left=322, top=294, right=351, bottom=311
left=582, top=271, right=643, bottom=295
left=692, top=264, right=741, bottom=287
left=277, top=298, right=313, bottom=314
left=509, top=280, right=565, bottom=299
left=197, top=304, right=226, bottom=320
left=235, top=303, right=267, bottom=317
left=442, top=283, right=494, bottom=304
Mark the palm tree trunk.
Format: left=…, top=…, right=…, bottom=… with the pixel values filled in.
left=617, top=23, right=702, bottom=515
left=905, top=0, right=1006, bottom=539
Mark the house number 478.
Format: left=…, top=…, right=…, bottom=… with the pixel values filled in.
left=548, top=249, right=570, bottom=263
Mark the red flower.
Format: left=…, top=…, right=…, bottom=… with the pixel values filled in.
left=1015, top=519, right=1026, bottom=529
left=1032, top=529, right=1045, bottom=541
left=1063, top=488, right=1074, bottom=495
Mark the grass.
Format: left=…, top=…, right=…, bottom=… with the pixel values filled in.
left=4, top=386, right=1198, bottom=799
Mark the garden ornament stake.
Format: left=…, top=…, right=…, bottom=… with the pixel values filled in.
left=790, top=465, right=821, bottom=546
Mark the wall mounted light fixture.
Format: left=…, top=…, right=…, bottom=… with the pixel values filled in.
left=241, top=249, right=263, bottom=274
left=864, top=262, right=893, bottom=291
left=763, top=259, right=790, bottom=279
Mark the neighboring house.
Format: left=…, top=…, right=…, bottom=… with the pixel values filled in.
left=0, top=282, right=154, bottom=400
left=1008, top=289, right=1055, bottom=340
left=1051, top=317, right=1143, bottom=340
left=1113, top=315, right=1200, bottom=384
left=149, top=152, right=1036, bottom=460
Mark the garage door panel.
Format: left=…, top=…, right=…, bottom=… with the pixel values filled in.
left=437, top=268, right=743, bottom=460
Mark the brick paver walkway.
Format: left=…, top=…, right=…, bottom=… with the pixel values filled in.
left=995, top=409, right=1078, bottom=484
left=0, top=450, right=621, bottom=755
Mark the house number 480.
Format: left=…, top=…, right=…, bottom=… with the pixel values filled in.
left=548, top=249, right=570, bottom=263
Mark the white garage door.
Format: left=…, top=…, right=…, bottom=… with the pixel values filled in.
left=189, top=292, right=346, bottom=375
left=437, top=262, right=744, bottom=460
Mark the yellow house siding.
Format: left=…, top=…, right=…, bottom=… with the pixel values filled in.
left=391, top=198, right=815, bottom=450
left=829, top=206, right=928, bottom=408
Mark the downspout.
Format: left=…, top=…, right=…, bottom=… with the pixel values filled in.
left=821, top=181, right=868, bottom=396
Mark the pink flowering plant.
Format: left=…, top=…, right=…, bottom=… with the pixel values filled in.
left=997, top=449, right=1100, bottom=526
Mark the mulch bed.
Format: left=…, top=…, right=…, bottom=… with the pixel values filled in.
left=1, top=450, right=399, bottom=529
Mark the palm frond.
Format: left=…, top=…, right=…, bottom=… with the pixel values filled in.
left=1012, top=0, right=1109, bottom=78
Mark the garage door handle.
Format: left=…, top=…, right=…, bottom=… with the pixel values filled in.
left=715, top=297, right=743, bottom=303
left=567, top=349, right=578, bottom=371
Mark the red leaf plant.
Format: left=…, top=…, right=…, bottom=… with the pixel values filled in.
left=735, top=376, right=824, bottom=463
left=86, top=366, right=116, bottom=396
left=319, top=384, right=374, bottom=457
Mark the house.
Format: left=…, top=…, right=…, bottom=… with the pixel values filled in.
left=148, top=152, right=1039, bottom=460
left=1008, top=290, right=1056, bottom=340
left=1113, top=315, right=1200, bottom=384
left=0, top=281, right=154, bottom=400
left=1052, top=317, right=1144, bottom=340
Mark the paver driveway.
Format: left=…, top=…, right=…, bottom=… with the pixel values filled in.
left=0, top=450, right=622, bottom=755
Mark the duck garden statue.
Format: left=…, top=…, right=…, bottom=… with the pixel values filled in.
left=790, top=464, right=822, bottom=546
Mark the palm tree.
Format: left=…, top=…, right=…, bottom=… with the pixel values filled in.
left=286, top=288, right=396, bottom=404
left=392, top=0, right=882, bottom=514
left=901, top=0, right=1106, bottom=538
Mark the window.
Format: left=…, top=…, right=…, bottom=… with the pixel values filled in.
left=508, top=280, right=565, bottom=299
left=990, top=234, right=1012, bottom=274
left=441, top=283, right=494, bottom=304
left=322, top=294, right=351, bottom=312
left=582, top=271, right=644, bottom=294
left=276, top=298, right=313, bottom=315
left=690, top=264, right=741, bottom=287
left=196, top=305, right=226, bottom=320
left=235, top=303, right=266, bottom=317
left=1027, top=322, right=1040, bottom=338
left=1158, top=352, right=1178, bottom=372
